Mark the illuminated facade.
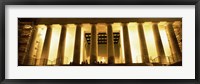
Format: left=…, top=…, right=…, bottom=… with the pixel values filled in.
left=18, top=18, right=182, bottom=66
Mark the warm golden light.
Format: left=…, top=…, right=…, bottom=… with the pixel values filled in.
left=112, top=23, right=122, bottom=63
left=158, top=22, right=173, bottom=63
left=80, top=25, right=85, bottom=64
left=64, top=24, right=76, bottom=64
left=101, top=57, right=106, bottom=63
left=143, top=22, right=158, bottom=63
left=32, top=22, right=178, bottom=65
left=119, top=24, right=125, bottom=63
left=18, top=18, right=182, bottom=66
left=35, top=25, right=47, bottom=65
left=128, top=22, right=142, bottom=63
left=97, top=56, right=107, bottom=63
left=47, top=24, right=62, bottom=65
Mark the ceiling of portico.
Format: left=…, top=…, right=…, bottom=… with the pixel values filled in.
left=81, top=23, right=122, bottom=33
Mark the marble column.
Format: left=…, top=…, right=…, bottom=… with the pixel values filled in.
left=107, top=23, right=115, bottom=64
left=152, top=23, right=167, bottom=64
left=122, top=23, right=132, bottom=64
left=56, top=25, right=67, bottom=65
left=40, top=25, right=53, bottom=65
left=24, top=25, right=37, bottom=65
left=90, top=24, right=98, bottom=64
left=137, top=23, right=150, bottom=63
left=165, top=22, right=182, bottom=62
left=73, top=24, right=82, bottom=65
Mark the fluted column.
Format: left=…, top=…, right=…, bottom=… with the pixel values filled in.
left=137, top=23, right=150, bottom=63
left=107, top=23, right=115, bottom=64
left=40, top=25, right=53, bottom=65
left=73, top=24, right=82, bottom=65
left=165, top=22, right=182, bottom=62
left=24, top=25, right=37, bottom=65
left=56, top=25, right=67, bottom=65
left=152, top=23, right=167, bottom=64
left=90, top=24, right=98, bottom=64
left=122, top=23, right=132, bottom=64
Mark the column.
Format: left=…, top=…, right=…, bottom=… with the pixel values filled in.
left=152, top=23, right=167, bottom=64
left=24, top=25, right=37, bottom=65
left=73, top=24, right=82, bottom=65
left=165, top=22, right=182, bottom=62
left=122, top=23, right=132, bottom=64
left=56, top=25, right=67, bottom=65
left=137, top=23, right=150, bottom=63
left=40, top=25, right=53, bottom=65
left=90, top=24, right=98, bottom=64
left=107, top=23, right=115, bottom=64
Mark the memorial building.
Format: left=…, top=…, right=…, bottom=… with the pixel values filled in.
left=18, top=18, right=182, bottom=66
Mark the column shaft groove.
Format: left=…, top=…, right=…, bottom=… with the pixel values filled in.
left=40, top=25, right=53, bottom=65
left=152, top=23, right=167, bottom=64
left=122, top=23, right=132, bottom=64
left=138, top=23, right=150, bottom=63
left=73, top=24, right=82, bottom=65
left=56, top=25, right=67, bottom=65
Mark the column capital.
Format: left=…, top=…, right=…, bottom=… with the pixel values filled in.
left=102, top=22, right=112, bottom=24
left=151, top=22, right=160, bottom=28
left=46, top=25, right=52, bottom=29
left=59, top=24, right=66, bottom=28
left=137, top=22, right=144, bottom=25
left=151, top=22, right=159, bottom=25
left=165, top=22, right=174, bottom=28
left=121, top=22, right=128, bottom=25
left=89, top=23, right=97, bottom=29
left=77, top=24, right=83, bottom=27
left=120, top=22, right=128, bottom=26
left=74, top=23, right=83, bottom=27
left=106, top=23, right=113, bottom=28
left=167, top=22, right=174, bottom=25
left=64, top=23, right=82, bottom=27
